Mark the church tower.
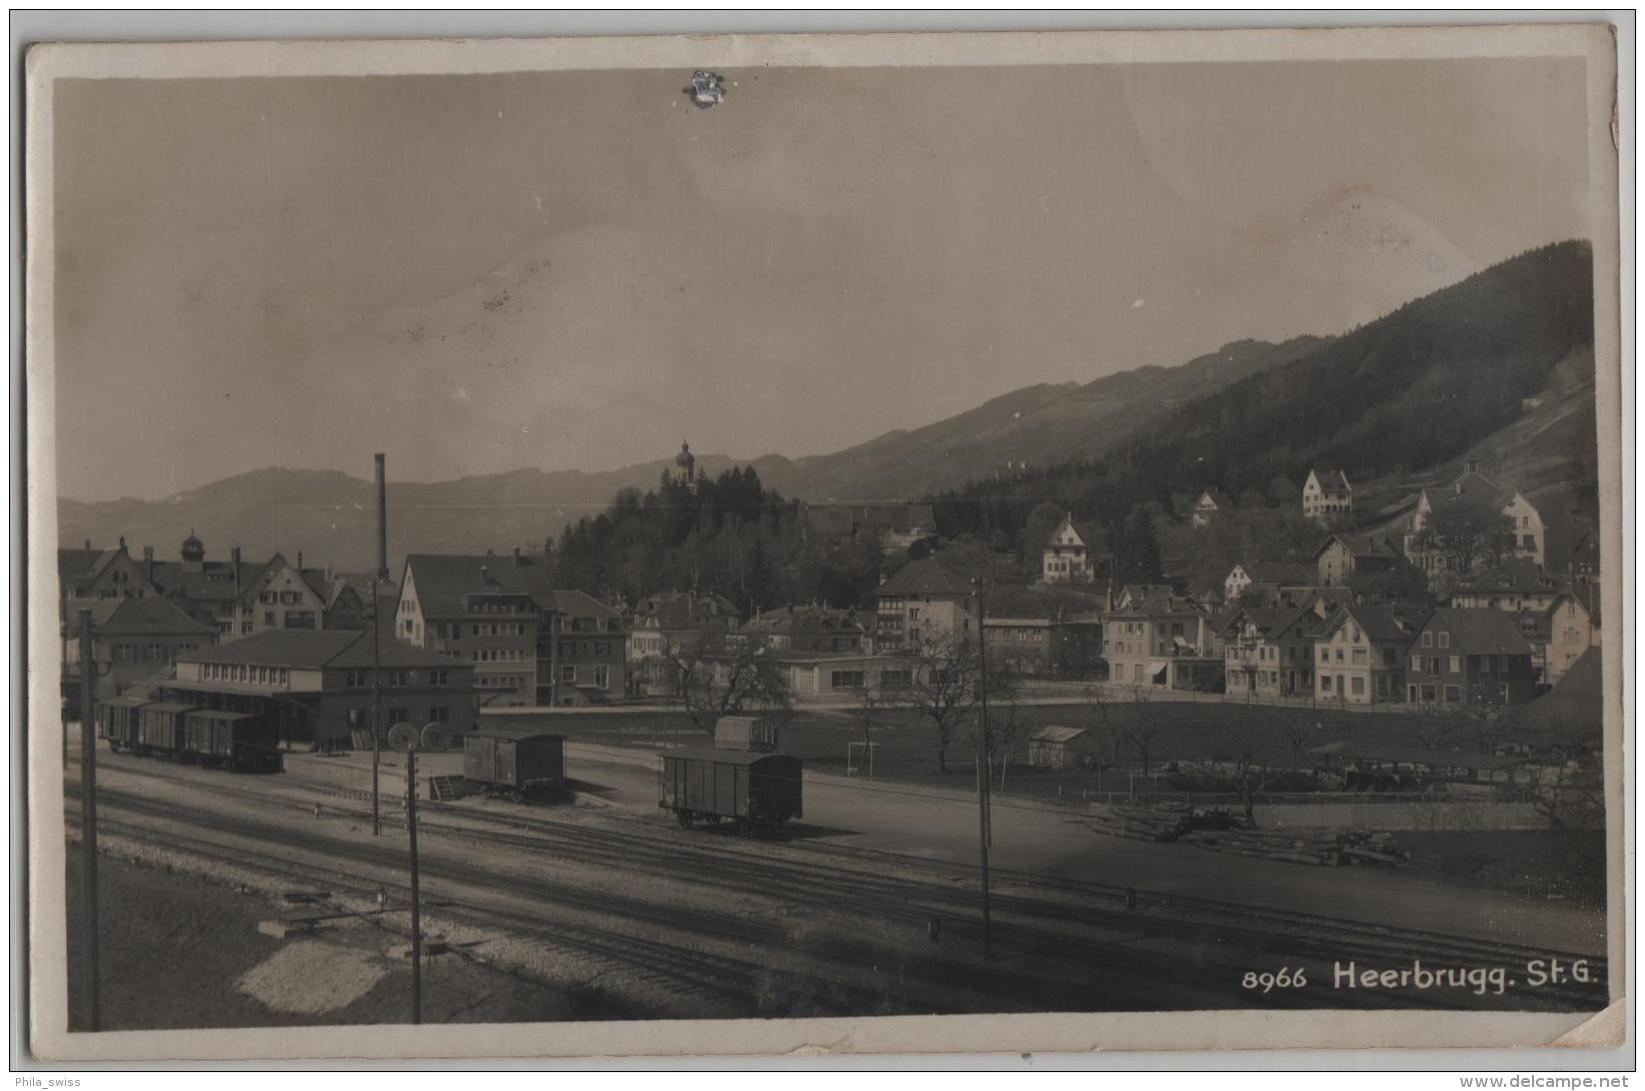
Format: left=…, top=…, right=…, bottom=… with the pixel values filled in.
left=674, top=441, right=700, bottom=492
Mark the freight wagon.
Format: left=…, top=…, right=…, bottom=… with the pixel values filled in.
left=134, top=701, right=196, bottom=759
left=97, top=695, right=149, bottom=752
left=182, top=708, right=284, bottom=773
left=658, top=748, right=803, bottom=834
left=463, top=727, right=565, bottom=801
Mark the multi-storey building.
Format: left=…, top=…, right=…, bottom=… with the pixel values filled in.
left=171, top=629, right=476, bottom=749
left=398, top=553, right=546, bottom=708
left=1406, top=463, right=1546, bottom=574
left=1313, top=604, right=1426, bottom=705
left=1302, top=468, right=1353, bottom=520
left=231, top=552, right=330, bottom=638
left=63, top=595, right=217, bottom=705
left=874, top=557, right=973, bottom=652
left=1223, top=602, right=1322, bottom=698
left=1102, top=589, right=1222, bottom=691
left=1402, top=607, right=1537, bottom=707
left=1041, top=513, right=1099, bottom=584
left=1313, top=534, right=1401, bottom=587
left=629, top=591, right=742, bottom=689
left=541, top=590, right=629, bottom=704
left=737, top=605, right=870, bottom=655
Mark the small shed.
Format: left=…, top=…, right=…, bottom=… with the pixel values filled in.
left=714, top=715, right=778, bottom=753
left=1026, top=725, right=1103, bottom=771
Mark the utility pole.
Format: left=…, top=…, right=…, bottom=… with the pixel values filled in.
left=406, top=745, right=422, bottom=1024
left=77, top=608, right=100, bottom=1031
left=972, top=578, right=993, bottom=956
left=371, top=575, right=382, bottom=838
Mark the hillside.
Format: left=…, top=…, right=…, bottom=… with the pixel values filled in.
left=932, top=241, right=1598, bottom=545
left=56, top=338, right=1320, bottom=569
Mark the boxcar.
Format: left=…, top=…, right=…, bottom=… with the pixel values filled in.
left=658, top=748, right=803, bottom=833
left=182, top=708, right=284, bottom=773
left=134, top=701, right=195, bottom=759
left=97, top=696, right=149, bottom=752
left=463, top=727, right=565, bottom=800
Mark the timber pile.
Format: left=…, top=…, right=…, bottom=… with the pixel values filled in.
left=1178, top=826, right=1409, bottom=868
left=1087, top=802, right=1195, bottom=843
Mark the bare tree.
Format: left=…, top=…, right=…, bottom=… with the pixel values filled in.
left=1214, top=726, right=1285, bottom=825
left=1117, top=687, right=1163, bottom=779
left=1533, top=759, right=1605, bottom=830
left=664, top=631, right=794, bottom=733
left=904, top=630, right=983, bottom=774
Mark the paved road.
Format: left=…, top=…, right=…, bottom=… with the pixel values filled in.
left=565, top=742, right=1606, bottom=956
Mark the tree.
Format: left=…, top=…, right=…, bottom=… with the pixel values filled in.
left=1116, top=687, right=1163, bottom=779
left=1213, top=726, right=1285, bottom=825
left=1021, top=501, right=1067, bottom=577
left=904, top=631, right=985, bottom=774
left=1350, top=559, right=1433, bottom=606
left=664, top=632, right=794, bottom=733
left=1110, top=506, right=1164, bottom=586
left=1421, top=502, right=1516, bottom=580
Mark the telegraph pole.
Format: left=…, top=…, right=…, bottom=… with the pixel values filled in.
left=77, top=608, right=100, bottom=1030
left=972, top=578, right=993, bottom=956
left=406, top=746, right=422, bottom=1024
left=371, top=576, right=382, bottom=837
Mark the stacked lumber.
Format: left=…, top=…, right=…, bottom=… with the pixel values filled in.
left=1087, top=802, right=1195, bottom=843
left=1178, top=826, right=1408, bottom=868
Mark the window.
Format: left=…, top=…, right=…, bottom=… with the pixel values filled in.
left=1428, top=657, right=1441, bottom=676
left=430, top=669, right=448, bottom=686
left=1420, top=684, right=1436, bottom=703
left=1320, top=648, right=1329, bottom=663
left=428, top=706, right=448, bottom=723
left=1449, top=656, right=1463, bottom=674
left=594, top=666, right=610, bottom=689
left=561, top=665, right=576, bottom=683
left=595, top=642, right=610, bottom=656
left=1351, top=648, right=1367, bottom=665
left=387, top=707, right=409, bottom=725
left=1444, top=685, right=1461, bottom=703
left=1351, top=676, right=1365, bottom=696
left=831, top=670, right=866, bottom=689
left=1437, top=632, right=1450, bottom=649
left=1497, top=655, right=1510, bottom=673
left=1421, top=632, right=1433, bottom=648
left=1321, top=674, right=1333, bottom=692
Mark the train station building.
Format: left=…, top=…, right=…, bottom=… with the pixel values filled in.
left=168, top=629, right=478, bottom=750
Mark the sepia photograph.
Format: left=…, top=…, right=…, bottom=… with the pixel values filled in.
left=22, top=22, right=1626, bottom=1063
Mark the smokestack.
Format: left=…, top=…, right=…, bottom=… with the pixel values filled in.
left=143, top=545, right=154, bottom=583
left=375, top=453, right=389, bottom=583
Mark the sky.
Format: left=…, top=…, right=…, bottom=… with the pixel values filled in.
left=51, top=56, right=1593, bottom=501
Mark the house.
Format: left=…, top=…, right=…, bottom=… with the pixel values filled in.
left=540, top=590, right=629, bottom=705
left=1191, top=489, right=1234, bottom=529
left=629, top=591, right=743, bottom=688
left=874, top=557, right=973, bottom=652
left=143, top=534, right=272, bottom=637
left=323, top=573, right=399, bottom=632
left=1026, top=726, right=1104, bottom=771
left=763, top=652, right=921, bottom=700
left=1042, top=512, right=1099, bottom=584
left=737, top=605, right=871, bottom=656
left=1313, top=534, right=1400, bottom=588
left=57, top=539, right=162, bottom=621
left=1223, top=602, right=1323, bottom=699
left=1518, top=593, right=1597, bottom=690
left=230, top=552, right=331, bottom=638
left=1102, top=590, right=1222, bottom=691
left=1302, top=469, right=1353, bottom=520
left=984, top=617, right=1054, bottom=675
left=62, top=596, right=217, bottom=706
left=800, top=502, right=939, bottom=553
left=1448, top=559, right=1561, bottom=612
left=398, top=553, right=548, bottom=708
left=1314, top=604, right=1426, bottom=705
left=1402, top=607, right=1536, bottom=707
left=1223, top=561, right=1317, bottom=606
left=1405, top=463, right=1545, bottom=575
left=170, top=629, right=477, bottom=749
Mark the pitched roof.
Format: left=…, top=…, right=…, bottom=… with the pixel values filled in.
left=177, top=629, right=466, bottom=670
left=801, top=503, right=937, bottom=538
left=1323, top=604, right=1427, bottom=643
left=1418, top=607, right=1535, bottom=655
left=634, top=591, right=742, bottom=630
left=1454, top=558, right=1551, bottom=597
left=743, top=605, right=865, bottom=634
left=1197, top=489, right=1235, bottom=511
left=1309, top=468, right=1351, bottom=495
left=66, top=595, right=218, bottom=638
left=877, top=557, right=970, bottom=598
left=1241, top=561, right=1318, bottom=586
left=1504, top=646, right=1602, bottom=745
left=1030, top=726, right=1088, bottom=744
left=1426, top=471, right=1524, bottom=520
left=1313, top=533, right=1400, bottom=561
left=537, top=588, right=623, bottom=623
left=404, top=553, right=551, bottom=617
left=57, top=548, right=104, bottom=594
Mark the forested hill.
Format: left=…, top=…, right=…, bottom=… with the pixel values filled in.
left=933, top=240, right=1597, bottom=539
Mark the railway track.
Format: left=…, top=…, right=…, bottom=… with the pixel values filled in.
left=66, top=764, right=1607, bottom=1012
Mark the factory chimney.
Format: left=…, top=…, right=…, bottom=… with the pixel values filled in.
left=375, top=453, right=389, bottom=583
